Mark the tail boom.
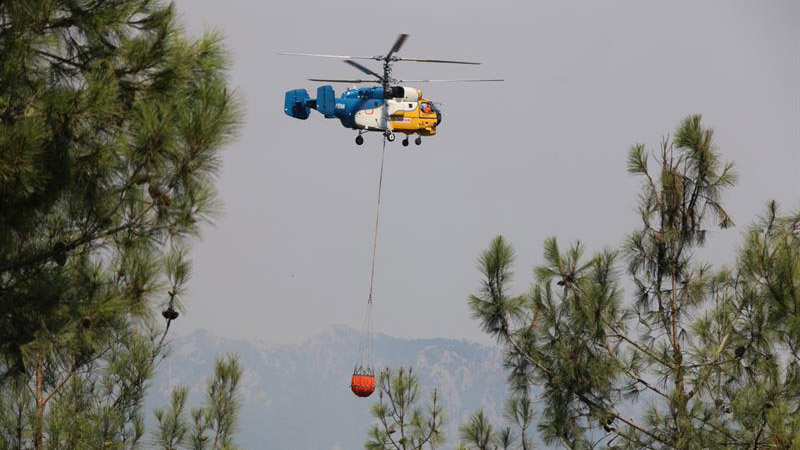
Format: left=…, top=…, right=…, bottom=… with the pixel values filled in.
left=284, top=86, right=337, bottom=120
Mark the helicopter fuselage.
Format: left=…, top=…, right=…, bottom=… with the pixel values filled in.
left=284, top=85, right=441, bottom=136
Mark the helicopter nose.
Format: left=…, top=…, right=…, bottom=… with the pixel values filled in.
left=436, top=111, right=443, bottom=126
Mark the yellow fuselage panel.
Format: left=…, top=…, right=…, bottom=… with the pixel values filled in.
left=389, top=98, right=437, bottom=134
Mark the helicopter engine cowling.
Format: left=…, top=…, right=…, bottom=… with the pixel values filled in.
left=385, top=86, right=421, bottom=102
left=384, top=86, right=402, bottom=99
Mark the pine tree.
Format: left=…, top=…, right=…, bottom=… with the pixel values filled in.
left=0, top=1, right=240, bottom=449
left=458, top=398, right=533, bottom=450
left=366, top=367, right=446, bottom=450
left=154, top=386, right=190, bottom=450
left=467, top=115, right=800, bottom=448
left=459, top=409, right=508, bottom=450
left=459, top=409, right=499, bottom=450
left=199, top=355, right=243, bottom=450
left=155, top=355, right=243, bottom=450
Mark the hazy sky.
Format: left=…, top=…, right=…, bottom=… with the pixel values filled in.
left=170, top=0, right=800, bottom=345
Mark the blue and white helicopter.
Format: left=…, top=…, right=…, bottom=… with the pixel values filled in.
left=281, top=34, right=502, bottom=146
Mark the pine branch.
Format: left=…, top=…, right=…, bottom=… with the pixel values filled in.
left=576, top=390, right=666, bottom=448
left=377, top=398, right=404, bottom=450
left=607, top=330, right=672, bottom=369
left=601, top=342, right=669, bottom=400
left=499, top=327, right=669, bottom=447
left=687, top=298, right=745, bottom=401
left=0, top=203, right=156, bottom=273
left=416, top=389, right=441, bottom=449
left=42, top=364, right=77, bottom=406
left=34, top=49, right=87, bottom=70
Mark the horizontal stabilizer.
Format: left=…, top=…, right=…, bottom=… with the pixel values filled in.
left=284, top=89, right=311, bottom=120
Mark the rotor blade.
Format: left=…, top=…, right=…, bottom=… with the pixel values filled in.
left=386, top=34, right=409, bottom=59
left=395, top=57, right=482, bottom=65
left=343, top=60, right=383, bottom=81
left=307, top=78, right=377, bottom=83
left=397, top=79, right=504, bottom=83
left=279, top=52, right=377, bottom=61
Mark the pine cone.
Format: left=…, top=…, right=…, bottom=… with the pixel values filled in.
left=132, top=173, right=150, bottom=185
left=162, top=307, right=179, bottom=321
left=53, top=242, right=67, bottom=266
left=148, top=184, right=161, bottom=199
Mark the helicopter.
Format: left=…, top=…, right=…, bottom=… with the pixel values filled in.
left=281, top=34, right=502, bottom=146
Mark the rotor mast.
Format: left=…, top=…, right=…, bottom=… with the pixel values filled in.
left=381, top=59, right=392, bottom=92
left=378, top=33, right=407, bottom=93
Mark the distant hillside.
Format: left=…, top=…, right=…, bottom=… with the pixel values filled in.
left=146, top=326, right=509, bottom=450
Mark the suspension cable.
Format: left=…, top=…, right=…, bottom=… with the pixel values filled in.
left=367, top=136, right=387, bottom=306
left=358, top=135, right=387, bottom=371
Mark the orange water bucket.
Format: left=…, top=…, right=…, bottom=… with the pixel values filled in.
left=351, top=373, right=375, bottom=397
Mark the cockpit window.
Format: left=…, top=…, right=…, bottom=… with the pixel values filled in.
left=420, top=102, right=433, bottom=113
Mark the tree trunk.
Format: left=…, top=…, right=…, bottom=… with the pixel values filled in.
left=16, top=401, right=23, bottom=450
left=671, top=274, right=689, bottom=449
left=34, top=353, right=45, bottom=450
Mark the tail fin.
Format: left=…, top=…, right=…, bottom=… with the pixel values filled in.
left=284, top=89, right=311, bottom=120
left=316, top=86, right=336, bottom=118
left=284, top=86, right=337, bottom=119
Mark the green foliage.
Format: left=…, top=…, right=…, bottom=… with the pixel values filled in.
left=467, top=115, right=800, bottom=449
left=0, top=351, right=245, bottom=450
left=3, top=329, right=158, bottom=450
left=504, top=397, right=534, bottom=450
left=0, top=0, right=241, bottom=371
left=459, top=410, right=499, bottom=450
left=155, top=355, right=244, bottom=450
left=458, top=398, right=535, bottom=450
left=154, top=387, right=190, bottom=450
left=201, top=355, right=243, bottom=450
left=468, top=236, right=527, bottom=340
left=0, top=1, right=242, bottom=449
left=366, top=367, right=446, bottom=450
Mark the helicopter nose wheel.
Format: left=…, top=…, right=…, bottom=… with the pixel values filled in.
left=355, top=134, right=364, bottom=145
left=402, top=137, right=409, bottom=147
left=414, top=136, right=422, bottom=146
left=384, top=131, right=395, bottom=142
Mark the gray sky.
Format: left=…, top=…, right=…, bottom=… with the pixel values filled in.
left=171, top=0, right=800, bottom=345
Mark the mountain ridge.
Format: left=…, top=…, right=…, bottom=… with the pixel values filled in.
left=147, top=325, right=509, bottom=450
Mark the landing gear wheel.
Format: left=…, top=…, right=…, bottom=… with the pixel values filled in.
left=414, top=136, right=422, bottom=146
left=355, top=135, right=364, bottom=145
left=384, top=131, right=395, bottom=142
left=402, top=137, right=409, bottom=147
